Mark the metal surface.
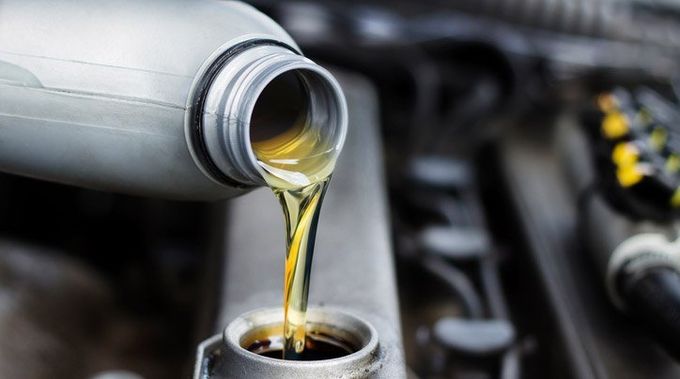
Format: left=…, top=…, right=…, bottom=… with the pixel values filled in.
left=196, top=71, right=406, bottom=378
left=203, top=307, right=380, bottom=378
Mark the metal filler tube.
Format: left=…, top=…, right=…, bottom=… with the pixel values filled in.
left=0, top=0, right=346, bottom=200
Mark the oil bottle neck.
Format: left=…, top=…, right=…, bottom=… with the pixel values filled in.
left=198, top=43, right=347, bottom=188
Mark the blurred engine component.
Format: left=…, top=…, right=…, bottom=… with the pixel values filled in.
left=578, top=87, right=680, bottom=360
left=583, top=88, right=680, bottom=219
left=3, top=0, right=680, bottom=378
left=245, top=0, right=680, bottom=377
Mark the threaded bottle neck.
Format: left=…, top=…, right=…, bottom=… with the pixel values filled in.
left=199, top=44, right=347, bottom=187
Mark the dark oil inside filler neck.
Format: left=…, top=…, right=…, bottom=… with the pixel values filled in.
left=250, top=72, right=340, bottom=360
left=245, top=330, right=355, bottom=361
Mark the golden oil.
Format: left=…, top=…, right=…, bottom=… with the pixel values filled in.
left=250, top=82, right=340, bottom=359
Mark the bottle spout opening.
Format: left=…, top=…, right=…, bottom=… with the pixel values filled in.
left=197, top=43, right=347, bottom=189
left=247, top=66, right=348, bottom=188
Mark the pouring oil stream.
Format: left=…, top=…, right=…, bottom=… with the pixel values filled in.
left=250, top=72, right=342, bottom=359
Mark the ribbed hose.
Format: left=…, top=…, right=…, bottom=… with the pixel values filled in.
left=450, top=0, right=630, bottom=38
left=451, top=0, right=680, bottom=51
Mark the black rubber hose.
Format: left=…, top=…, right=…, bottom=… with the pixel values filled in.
left=620, top=267, right=680, bottom=360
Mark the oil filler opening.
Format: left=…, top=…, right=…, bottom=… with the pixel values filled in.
left=222, top=308, right=379, bottom=367
left=240, top=320, right=361, bottom=361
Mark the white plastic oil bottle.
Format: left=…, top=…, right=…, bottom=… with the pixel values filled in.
left=0, top=0, right=347, bottom=200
